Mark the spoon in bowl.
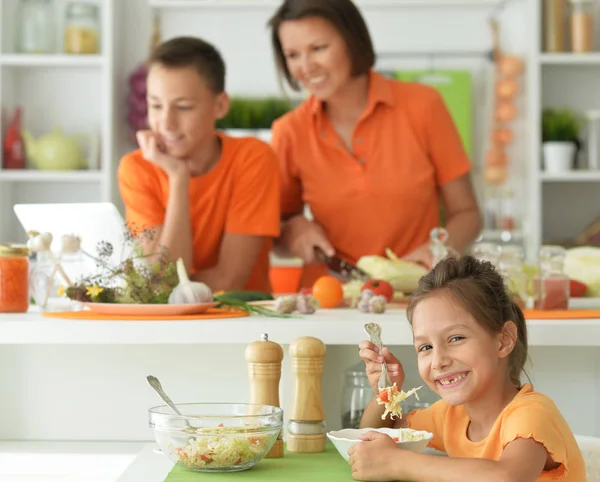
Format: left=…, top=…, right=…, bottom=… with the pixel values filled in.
left=147, top=375, right=195, bottom=431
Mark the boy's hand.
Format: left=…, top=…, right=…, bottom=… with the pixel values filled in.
left=136, top=130, right=190, bottom=180
left=348, top=431, right=402, bottom=481
left=359, top=341, right=405, bottom=393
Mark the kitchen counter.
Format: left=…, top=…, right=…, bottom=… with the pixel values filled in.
left=1, top=308, right=600, bottom=345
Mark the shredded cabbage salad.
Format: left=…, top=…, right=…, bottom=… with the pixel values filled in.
left=377, top=383, right=422, bottom=420
left=170, top=424, right=272, bottom=470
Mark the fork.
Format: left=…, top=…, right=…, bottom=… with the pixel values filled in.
left=364, top=322, right=392, bottom=390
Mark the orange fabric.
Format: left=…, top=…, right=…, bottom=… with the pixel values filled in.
left=272, top=70, right=472, bottom=287
left=524, top=309, right=600, bottom=319
left=42, top=308, right=249, bottom=321
left=407, top=384, right=586, bottom=481
left=118, top=133, right=280, bottom=292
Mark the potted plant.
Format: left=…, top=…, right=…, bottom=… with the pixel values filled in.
left=541, top=108, right=583, bottom=172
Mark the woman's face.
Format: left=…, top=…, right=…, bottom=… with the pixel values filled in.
left=278, top=16, right=353, bottom=101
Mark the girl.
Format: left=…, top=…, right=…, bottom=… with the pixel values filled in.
left=352, top=255, right=585, bottom=481
left=267, top=0, right=482, bottom=288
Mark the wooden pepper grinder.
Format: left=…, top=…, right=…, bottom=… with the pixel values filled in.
left=245, top=333, right=284, bottom=458
left=288, top=336, right=327, bottom=453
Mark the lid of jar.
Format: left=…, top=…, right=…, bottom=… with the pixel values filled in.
left=346, top=360, right=368, bottom=377
left=0, top=243, right=29, bottom=257
left=67, top=2, right=99, bottom=16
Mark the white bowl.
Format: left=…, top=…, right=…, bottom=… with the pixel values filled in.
left=327, top=427, right=433, bottom=462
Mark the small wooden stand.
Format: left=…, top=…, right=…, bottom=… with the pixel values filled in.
left=245, top=333, right=284, bottom=458
left=287, top=336, right=327, bottom=453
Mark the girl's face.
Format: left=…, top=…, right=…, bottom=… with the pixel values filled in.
left=147, top=64, right=228, bottom=159
left=412, top=292, right=512, bottom=406
left=277, top=16, right=353, bottom=101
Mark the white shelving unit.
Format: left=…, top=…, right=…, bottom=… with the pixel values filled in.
left=0, top=0, right=115, bottom=244
left=526, top=0, right=600, bottom=255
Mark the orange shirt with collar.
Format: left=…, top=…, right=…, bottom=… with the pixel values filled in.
left=407, top=384, right=586, bottom=481
left=271, top=70, right=472, bottom=285
left=117, top=133, right=281, bottom=293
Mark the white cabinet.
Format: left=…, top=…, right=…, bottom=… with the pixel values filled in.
left=0, top=0, right=116, bottom=244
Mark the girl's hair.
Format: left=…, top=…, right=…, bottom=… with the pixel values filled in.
left=267, top=0, right=376, bottom=92
left=406, top=255, right=528, bottom=387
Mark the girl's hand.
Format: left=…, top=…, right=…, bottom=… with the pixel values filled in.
left=348, top=431, right=402, bottom=481
left=281, top=215, right=335, bottom=264
left=136, top=130, right=190, bottom=180
left=359, top=341, right=405, bottom=394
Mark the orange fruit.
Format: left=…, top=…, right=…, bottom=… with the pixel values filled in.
left=312, top=276, right=343, bottom=309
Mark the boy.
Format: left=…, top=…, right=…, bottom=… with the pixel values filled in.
left=118, top=36, right=280, bottom=292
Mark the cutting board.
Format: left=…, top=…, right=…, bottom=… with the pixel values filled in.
left=164, top=444, right=354, bottom=481
left=395, top=70, right=473, bottom=158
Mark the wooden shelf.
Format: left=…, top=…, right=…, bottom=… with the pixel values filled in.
left=149, top=0, right=504, bottom=8
left=0, top=170, right=105, bottom=183
left=0, top=54, right=105, bottom=67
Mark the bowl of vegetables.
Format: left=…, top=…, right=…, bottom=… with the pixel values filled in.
left=149, top=403, right=283, bottom=472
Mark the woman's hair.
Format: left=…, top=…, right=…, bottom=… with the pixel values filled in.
left=406, top=255, right=528, bottom=387
left=267, top=0, right=376, bottom=91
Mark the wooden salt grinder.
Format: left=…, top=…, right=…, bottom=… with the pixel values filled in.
left=288, top=336, right=327, bottom=453
left=245, top=333, right=284, bottom=458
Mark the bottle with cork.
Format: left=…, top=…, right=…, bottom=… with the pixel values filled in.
left=287, top=336, right=327, bottom=453
left=245, top=333, right=284, bottom=458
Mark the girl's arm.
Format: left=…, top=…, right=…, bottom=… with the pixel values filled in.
left=350, top=433, right=548, bottom=482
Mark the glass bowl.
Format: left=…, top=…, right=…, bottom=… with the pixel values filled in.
left=149, top=402, right=283, bottom=472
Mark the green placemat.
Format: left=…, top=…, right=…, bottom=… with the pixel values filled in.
left=164, top=444, right=353, bottom=481
left=395, top=70, right=473, bottom=158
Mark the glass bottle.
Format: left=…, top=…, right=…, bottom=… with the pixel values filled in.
left=430, top=227, right=450, bottom=267
left=64, top=1, right=100, bottom=54
left=498, top=245, right=529, bottom=307
left=0, top=244, right=30, bottom=313
left=534, top=245, right=570, bottom=310
left=570, top=0, right=595, bottom=53
left=17, top=0, right=55, bottom=54
left=341, top=362, right=372, bottom=429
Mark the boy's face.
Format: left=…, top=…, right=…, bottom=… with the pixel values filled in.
left=146, top=64, right=228, bottom=159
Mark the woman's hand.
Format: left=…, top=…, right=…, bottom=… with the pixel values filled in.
left=280, top=215, right=335, bottom=264
left=136, top=130, right=190, bottom=180
left=359, top=341, right=405, bottom=394
left=401, top=242, right=433, bottom=270
left=348, top=431, right=402, bottom=481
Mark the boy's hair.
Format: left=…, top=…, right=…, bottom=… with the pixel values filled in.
left=267, top=0, right=375, bottom=92
left=148, top=36, right=226, bottom=94
left=406, top=255, right=528, bottom=387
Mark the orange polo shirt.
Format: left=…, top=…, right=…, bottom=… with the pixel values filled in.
left=407, top=384, right=586, bottom=481
left=271, top=70, right=472, bottom=286
left=117, top=133, right=280, bottom=292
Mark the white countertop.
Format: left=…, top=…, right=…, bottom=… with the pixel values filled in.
left=0, top=306, right=599, bottom=345
left=117, top=445, right=172, bottom=482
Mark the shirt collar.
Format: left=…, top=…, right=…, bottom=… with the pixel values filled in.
left=309, top=69, right=395, bottom=118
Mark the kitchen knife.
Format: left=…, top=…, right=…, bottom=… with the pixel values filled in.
left=314, top=247, right=371, bottom=282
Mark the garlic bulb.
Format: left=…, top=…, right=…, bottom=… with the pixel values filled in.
left=168, top=258, right=213, bottom=304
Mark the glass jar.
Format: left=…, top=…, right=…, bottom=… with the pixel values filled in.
left=544, top=0, right=567, bottom=52
left=471, top=242, right=502, bottom=266
left=429, top=227, right=450, bottom=267
left=534, top=245, right=570, bottom=310
left=0, top=244, right=30, bottom=313
left=570, top=0, right=595, bottom=53
left=341, top=362, right=372, bottom=429
left=498, top=245, right=529, bottom=307
left=17, top=0, right=55, bottom=54
left=64, top=2, right=100, bottom=54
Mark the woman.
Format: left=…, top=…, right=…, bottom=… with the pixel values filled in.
left=268, top=0, right=482, bottom=287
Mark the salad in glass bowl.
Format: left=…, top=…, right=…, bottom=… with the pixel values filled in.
left=149, top=403, right=283, bottom=472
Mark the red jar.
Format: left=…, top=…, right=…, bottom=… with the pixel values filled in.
left=0, top=244, right=30, bottom=313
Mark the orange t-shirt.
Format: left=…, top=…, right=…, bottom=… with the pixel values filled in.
left=407, top=384, right=586, bottom=481
left=117, top=133, right=280, bottom=292
left=271, top=70, right=472, bottom=286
